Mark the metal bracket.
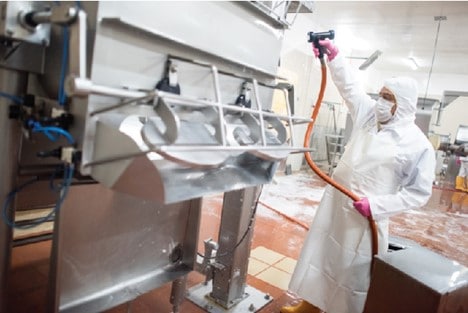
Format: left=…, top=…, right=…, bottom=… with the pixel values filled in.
left=18, top=5, right=78, bottom=30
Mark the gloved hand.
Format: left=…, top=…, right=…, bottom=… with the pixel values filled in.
left=353, top=198, right=371, bottom=217
left=456, top=156, right=461, bottom=166
left=312, top=39, right=339, bottom=61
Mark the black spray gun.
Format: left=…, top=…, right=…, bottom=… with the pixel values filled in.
left=307, top=30, right=335, bottom=59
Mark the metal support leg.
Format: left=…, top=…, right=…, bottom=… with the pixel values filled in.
left=210, top=186, right=260, bottom=307
left=187, top=186, right=273, bottom=312
left=170, top=275, right=187, bottom=313
left=0, top=69, right=27, bottom=313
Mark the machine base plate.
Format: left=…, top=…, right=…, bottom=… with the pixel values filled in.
left=186, top=281, right=273, bottom=313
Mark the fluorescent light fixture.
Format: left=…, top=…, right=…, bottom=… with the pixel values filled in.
left=359, top=50, right=382, bottom=70
left=408, top=57, right=419, bottom=70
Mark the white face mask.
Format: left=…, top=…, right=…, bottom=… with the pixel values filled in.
left=375, top=98, right=395, bottom=123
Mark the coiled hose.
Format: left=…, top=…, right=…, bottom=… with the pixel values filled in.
left=303, top=57, right=379, bottom=264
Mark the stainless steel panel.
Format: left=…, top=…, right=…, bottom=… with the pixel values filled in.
left=96, top=2, right=284, bottom=76
left=49, top=184, right=201, bottom=313
left=364, top=240, right=468, bottom=313
left=0, top=41, right=45, bottom=74
left=86, top=113, right=279, bottom=204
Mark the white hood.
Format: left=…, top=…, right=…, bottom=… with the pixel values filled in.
left=383, top=76, right=418, bottom=123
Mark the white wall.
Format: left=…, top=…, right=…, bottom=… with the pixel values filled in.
left=279, top=49, right=468, bottom=171
left=275, top=50, right=315, bottom=169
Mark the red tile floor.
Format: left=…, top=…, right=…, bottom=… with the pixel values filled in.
left=6, top=170, right=468, bottom=313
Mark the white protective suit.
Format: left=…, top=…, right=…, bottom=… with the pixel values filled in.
left=289, top=54, right=436, bottom=313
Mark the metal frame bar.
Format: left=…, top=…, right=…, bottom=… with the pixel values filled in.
left=0, top=68, right=28, bottom=313
left=211, top=65, right=227, bottom=146
left=83, top=146, right=313, bottom=168
left=69, top=63, right=312, bottom=168
left=252, top=79, right=267, bottom=146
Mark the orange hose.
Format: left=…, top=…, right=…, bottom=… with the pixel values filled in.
left=304, top=57, right=379, bottom=260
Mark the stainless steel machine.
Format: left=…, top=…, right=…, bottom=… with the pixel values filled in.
left=0, top=2, right=313, bottom=312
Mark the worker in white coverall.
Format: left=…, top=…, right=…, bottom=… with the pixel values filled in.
left=281, top=40, right=436, bottom=313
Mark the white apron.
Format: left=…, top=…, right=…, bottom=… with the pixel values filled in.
left=289, top=124, right=399, bottom=313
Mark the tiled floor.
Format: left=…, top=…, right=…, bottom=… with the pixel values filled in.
left=6, top=170, right=468, bottom=313
left=249, top=246, right=298, bottom=290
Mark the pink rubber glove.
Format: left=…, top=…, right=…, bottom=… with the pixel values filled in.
left=312, top=39, right=339, bottom=61
left=456, top=156, right=461, bottom=166
left=353, top=198, right=371, bottom=218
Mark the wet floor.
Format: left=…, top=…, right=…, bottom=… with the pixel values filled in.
left=6, top=170, right=468, bottom=312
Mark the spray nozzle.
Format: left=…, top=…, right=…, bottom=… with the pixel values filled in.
left=308, top=30, right=335, bottom=59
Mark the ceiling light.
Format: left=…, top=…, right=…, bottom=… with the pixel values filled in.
left=345, top=50, right=382, bottom=70
left=358, top=50, right=382, bottom=70
left=408, top=57, right=419, bottom=70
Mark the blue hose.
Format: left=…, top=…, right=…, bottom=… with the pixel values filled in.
left=2, top=165, right=74, bottom=229
left=0, top=91, right=23, bottom=105
left=28, top=120, right=75, bottom=144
